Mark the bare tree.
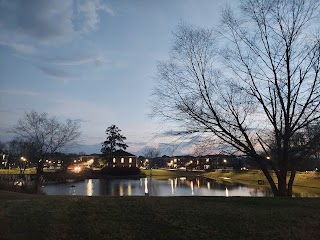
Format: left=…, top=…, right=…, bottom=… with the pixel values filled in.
left=10, top=111, right=81, bottom=187
left=152, top=0, right=320, bottom=197
left=143, top=146, right=161, bottom=159
left=8, top=139, right=31, bottom=174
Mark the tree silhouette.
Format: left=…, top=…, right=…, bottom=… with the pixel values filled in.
left=101, top=125, right=128, bottom=165
left=11, top=111, right=81, bottom=190
left=152, top=0, right=320, bottom=197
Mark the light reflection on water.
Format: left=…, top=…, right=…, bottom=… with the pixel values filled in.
left=42, top=177, right=280, bottom=197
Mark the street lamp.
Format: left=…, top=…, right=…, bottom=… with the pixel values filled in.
left=223, top=159, right=227, bottom=169
left=20, top=157, right=27, bottom=174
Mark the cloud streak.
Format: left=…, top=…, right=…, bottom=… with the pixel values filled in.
left=38, top=66, right=78, bottom=80
left=47, top=55, right=104, bottom=66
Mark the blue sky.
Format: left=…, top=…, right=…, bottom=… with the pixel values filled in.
left=0, top=0, right=233, bottom=155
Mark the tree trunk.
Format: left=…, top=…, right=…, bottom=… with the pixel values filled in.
left=277, top=172, right=289, bottom=197
left=260, top=167, right=279, bottom=196
left=34, top=161, right=43, bottom=193
left=287, top=169, right=296, bottom=197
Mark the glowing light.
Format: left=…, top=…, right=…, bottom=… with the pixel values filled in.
left=113, top=158, right=116, bottom=163
left=74, top=166, right=81, bottom=173
left=121, top=158, right=124, bottom=163
left=129, top=158, right=132, bottom=163
left=225, top=187, right=229, bottom=197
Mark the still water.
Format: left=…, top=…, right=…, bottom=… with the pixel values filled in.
left=42, top=177, right=274, bottom=197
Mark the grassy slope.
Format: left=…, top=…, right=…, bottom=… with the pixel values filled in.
left=0, top=192, right=319, bottom=240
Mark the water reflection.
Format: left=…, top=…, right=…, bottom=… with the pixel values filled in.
left=42, top=177, right=317, bottom=197
left=145, top=178, right=148, bottom=195
left=87, top=179, right=93, bottom=196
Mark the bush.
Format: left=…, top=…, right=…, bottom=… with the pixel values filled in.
left=100, top=166, right=142, bottom=176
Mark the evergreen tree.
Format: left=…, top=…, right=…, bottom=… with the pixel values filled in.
left=101, top=125, right=128, bottom=165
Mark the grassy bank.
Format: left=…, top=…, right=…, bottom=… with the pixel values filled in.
left=0, top=168, right=36, bottom=174
left=202, top=170, right=320, bottom=196
left=142, top=169, right=202, bottom=179
left=0, top=192, right=319, bottom=240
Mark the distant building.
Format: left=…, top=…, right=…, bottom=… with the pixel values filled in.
left=110, top=150, right=137, bottom=168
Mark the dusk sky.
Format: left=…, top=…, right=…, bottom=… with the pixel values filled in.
left=0, top=0, right=234, bottom=155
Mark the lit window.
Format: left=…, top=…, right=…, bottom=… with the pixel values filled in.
left=121, top=158, right=124, bottom=163
left=129, top=164, right=131, bottom=167
left=113, top=158, right=116, bottom=163
left=129, top=158, right=132, bottom=163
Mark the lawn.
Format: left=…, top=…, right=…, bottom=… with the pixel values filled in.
left=0, top=191, right=319, bottom=240
left=0, top=168, right=36, bottom=174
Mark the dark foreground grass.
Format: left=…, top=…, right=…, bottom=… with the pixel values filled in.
left=0, top=192, right=319, bottom=240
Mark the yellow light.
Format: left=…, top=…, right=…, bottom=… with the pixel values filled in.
left=74, top=166, right=82, bottom=173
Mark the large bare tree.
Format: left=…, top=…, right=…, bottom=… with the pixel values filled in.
left=152, top=0, right=320, bottom=196
left=143, top=146, right=161, bottom=159
left=11, top=111, right=81, bottom=185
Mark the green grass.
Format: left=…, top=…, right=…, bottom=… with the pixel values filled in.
left=0, top=191, right=319, bottom=240
left=0, top=168, right=36, bottom=174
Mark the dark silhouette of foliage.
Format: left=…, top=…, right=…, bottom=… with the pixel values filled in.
left=101, top=125, right=128, bottom=164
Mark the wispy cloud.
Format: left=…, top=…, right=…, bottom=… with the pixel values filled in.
left=38, top=66, right=78, bottom=80
left=0, top=40, right=36, bottom=55
left=76, top=0, right=115, bottom=32
left=47, top=55, right=104, bottom=66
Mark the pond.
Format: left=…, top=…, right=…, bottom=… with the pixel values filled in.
left=42, top=177, right=275, bottom=197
